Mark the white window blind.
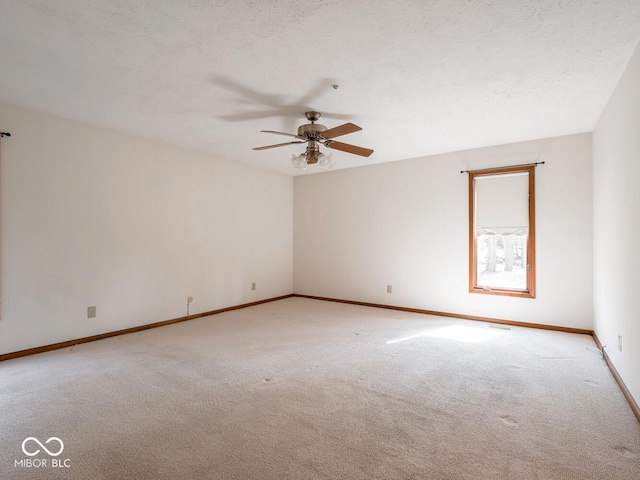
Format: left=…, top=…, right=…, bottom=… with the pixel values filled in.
left=475, top=172, right=529, bottom=236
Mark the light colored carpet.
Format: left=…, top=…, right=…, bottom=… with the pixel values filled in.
left=1, top=297, right=638, bottom=479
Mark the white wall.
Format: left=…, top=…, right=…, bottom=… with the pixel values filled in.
left=0, top=101, right=293, bottom=355
left=593, top=41, right=640, bottom=404
left=294, top=134, right=593, bottom=330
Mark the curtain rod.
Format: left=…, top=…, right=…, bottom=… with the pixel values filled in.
left=460, top=161, right=545, bottom=174
left=0, top=132, right=11, bottom=137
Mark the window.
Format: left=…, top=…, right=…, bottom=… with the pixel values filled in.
left=469, top=165, right=535, bottom=298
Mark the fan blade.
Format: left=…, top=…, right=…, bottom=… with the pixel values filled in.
left=320, top=122, right=362, bottom=139
left=261, top=130, right=303, bottom=139
left=212, top=75, right=283, bottom=107
left=253, top=141, right=304, bottom=151
left=326, top=141, right=373, bottom=157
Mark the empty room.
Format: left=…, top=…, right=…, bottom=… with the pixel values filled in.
left=1, top=1, right=639, bottom=479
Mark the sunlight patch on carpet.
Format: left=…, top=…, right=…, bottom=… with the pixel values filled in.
left=387, top=325, right=506, bottom=344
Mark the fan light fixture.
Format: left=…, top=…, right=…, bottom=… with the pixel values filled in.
left=291, top=151, right=334, bottom=171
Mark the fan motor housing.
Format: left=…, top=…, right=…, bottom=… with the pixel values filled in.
left=298, top=123, right=327, bottom=138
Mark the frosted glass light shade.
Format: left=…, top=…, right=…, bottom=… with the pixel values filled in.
left=291, top=154, right=307, bottom=170
left=318, top=153, right=334, bottom=170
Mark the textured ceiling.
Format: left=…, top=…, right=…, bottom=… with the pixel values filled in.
left=1, top=1, right=640, bottom=175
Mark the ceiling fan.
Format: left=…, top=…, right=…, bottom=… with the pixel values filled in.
left=253, top=111, right=373, bottom=170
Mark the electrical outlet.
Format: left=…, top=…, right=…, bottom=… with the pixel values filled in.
left=251, top=282, right=256, bottom=291
left=618, top=335, right=623, bottom=352
left=187, top=296, right=193, bottom=303
left=387, top=285, right=392, bottom=294
left=87, top=306, right=96, bottom=318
